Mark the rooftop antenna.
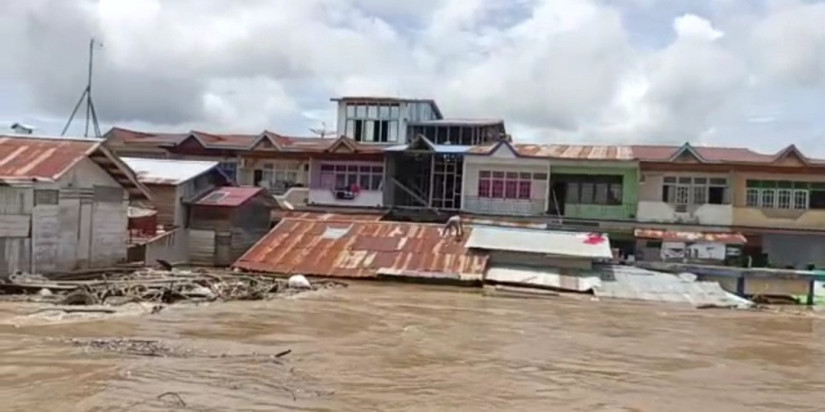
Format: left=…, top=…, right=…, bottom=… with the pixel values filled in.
left=61, top=37, right=103, bottom=138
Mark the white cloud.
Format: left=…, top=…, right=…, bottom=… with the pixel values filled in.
left=1, top=0, right=825, bottom=154
left=673, top=13, right=725, bottom=41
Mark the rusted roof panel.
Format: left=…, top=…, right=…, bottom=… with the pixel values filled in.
left=234, top=219, right=489, bottom=279
left=631, top=145, right=776, bottom=163
left=513, top=144, right=635, bottom=160
left=467, top=142, right=635, bottom=160
left=106, top=127, right=391, bottom=154
left=634, top=228, right=747, bottom=244
left=195, top=187, right=265, bottom=207
left=0, top=135, right=98, bottom=180
left=272, top=211, right=386, bottom=221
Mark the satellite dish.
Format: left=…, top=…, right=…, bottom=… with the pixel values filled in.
left=309, top=122, right=335, bottom=138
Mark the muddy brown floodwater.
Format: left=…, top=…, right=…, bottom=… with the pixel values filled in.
left=0, top=283, right=823, bottom=412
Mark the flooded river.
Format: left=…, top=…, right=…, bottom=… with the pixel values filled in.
left=1, top=283, right=823, bottom=411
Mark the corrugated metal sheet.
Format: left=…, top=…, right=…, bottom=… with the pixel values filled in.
left=0, top=135, right=152, bottom=202
left=485, top=265, right=601, bottom=292
left=594, top=265, right=753, bottom=307
left=122, top=157, right=220, bottom=185
left=634, top=229, right=747, bottom=244
left=0, top=187, right=32, bottom=214
left=91, top=201, right=127, bottom=266
left=233, top=219, right=488, bottom=279
left=0, top=237, right=30, bottom=276
left=0, top=215, right=30, bottom=237
left=627, top=144, right=825, bottom=164
left=0, top=135, right=97, bottom=180
left=31, top=205, right=59, bottom=273
left=468, top=142, right=635, bottom=160
left=194, top=187, right=264, bottom=207
left=514, top=144, right=635, bottom=160
left=108, top=127, right=388, bottom=154
left=190, top=229, right=216, bottom=266
left=466, top=226, right=613, bottom=259
left=273, top=211, right=385, bottom=221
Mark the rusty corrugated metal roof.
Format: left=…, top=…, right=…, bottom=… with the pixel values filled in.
left=514, top=144, right=635, bottom=160
left=467, top=141, right=635, bottom=160
left=634, top=228, right=747, bottom=244
left=194, top=186, right=266, bottom=207
left=0, top=135, right=99, bottom=180
left=233, top=219, right=489, bottom=278
left=272, top=211, right=386, bottom=221
left=106, top=127, right=388, bottom=154
left=0, top=135, right=153, bottom=201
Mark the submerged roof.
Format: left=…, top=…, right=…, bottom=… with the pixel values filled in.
left=122, top=157, right=221, bottom=185
left=466, top=226, right=613, bottom=259
left=233, top=219, right=488, bottom=278
left=0, top=135, right=152, bottom=201
left=194, top=186, right=267, bottom=207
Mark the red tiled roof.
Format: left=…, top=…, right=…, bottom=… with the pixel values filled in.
left=0, top=135, right=100, bottom=180
left=233, top=219, right=488, bottom=278
left=194, top=186, right=266, bottom=207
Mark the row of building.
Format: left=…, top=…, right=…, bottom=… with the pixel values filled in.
left=2, top=95, right=825, bottom=277
left=104, top=96, right=825, bottom=270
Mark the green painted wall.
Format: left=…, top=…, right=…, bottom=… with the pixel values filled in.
left=550, top=166, right=638, bottom=220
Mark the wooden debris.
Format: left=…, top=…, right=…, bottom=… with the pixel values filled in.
left=0, top=268, right=348, bottom=309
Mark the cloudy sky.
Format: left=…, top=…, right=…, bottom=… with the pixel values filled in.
left=1, top=0, right=825, bottom=155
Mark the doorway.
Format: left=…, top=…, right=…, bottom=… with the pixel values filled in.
left=548, top=182, right=566, bottom=216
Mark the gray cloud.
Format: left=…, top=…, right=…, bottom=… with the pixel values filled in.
left=0, top=0, right=825, bottom=152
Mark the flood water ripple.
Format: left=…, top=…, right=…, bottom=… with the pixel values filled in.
left=1, top=282, right=823, bottom=411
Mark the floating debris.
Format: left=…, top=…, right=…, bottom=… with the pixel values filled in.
left=0, top=268, right=347, bottom=309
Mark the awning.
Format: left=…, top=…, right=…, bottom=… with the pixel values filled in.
left=634, top=228, right=747, bottom=244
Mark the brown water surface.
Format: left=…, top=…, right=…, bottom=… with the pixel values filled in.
left=0, top=283, right=823, bottom=411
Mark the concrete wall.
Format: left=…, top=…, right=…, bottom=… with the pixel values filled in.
left=636, top=171, right=734, bottom=226
left=732, top=171, right=825, bottom=230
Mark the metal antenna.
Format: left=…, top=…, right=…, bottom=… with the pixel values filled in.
left=61, top=38, right=103, bottom=138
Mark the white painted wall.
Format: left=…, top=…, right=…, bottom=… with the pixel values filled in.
left=637, top=201, right=733, bottom=226
left=308, top=189, right=384, bottom=208
left=462, top=152, right=550, bottom=216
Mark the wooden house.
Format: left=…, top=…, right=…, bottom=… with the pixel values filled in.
left=188, top=187, right=277, bottom=266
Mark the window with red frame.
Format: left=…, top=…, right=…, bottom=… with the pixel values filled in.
left=477, top=170, right=536, bottom=200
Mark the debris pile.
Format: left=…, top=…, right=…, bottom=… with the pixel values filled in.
left=0, top=269, right=346, bottom=308
left=63, top=337, right=293, bottom=361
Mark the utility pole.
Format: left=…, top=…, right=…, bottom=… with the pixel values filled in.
left=61, top=38, right=103, bottom=138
